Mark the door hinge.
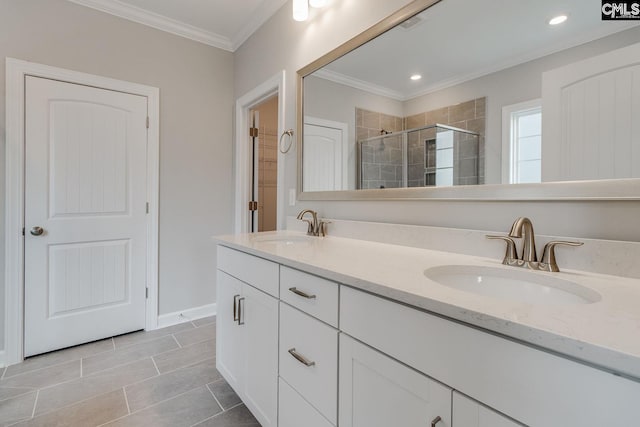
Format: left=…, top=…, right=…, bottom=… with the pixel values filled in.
left=146, top=202, right=150, bottom=214
left=249, top=127, right=259, bottom=138
left=146, top=117, right=150, bottom=129
left=249, top=201, right=258, bottom=211
left=146, top=287, right=149, bottom=299
left=22, top=227, right=25, bottom=236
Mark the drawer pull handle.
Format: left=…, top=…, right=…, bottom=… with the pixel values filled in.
left=431, top=416, right=442, bottom=427
left=288, top=348, right=316, bottom=367
left=233, top=294, right=240, bottom=322
left=289, top=287, right=316, bottom=299
left=237, top=297, right=245, bottom=325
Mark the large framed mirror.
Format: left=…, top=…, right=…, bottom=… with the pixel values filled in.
left=297, top=0, right=640, bottom=200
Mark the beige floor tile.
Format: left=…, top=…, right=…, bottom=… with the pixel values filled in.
left=0, top=391, right=36, bottom=426
left=83, top=336, right=178, bottom=376
left=113, top=323, right=194, bottom=349
left=34, top=358, right=157, bottom=416
left=207, top=380, right=241, bottom=410
left=17, top=389, right=127, bottom=427
left=0, top=360, right=80, bottom=389
left=0, top=386, right=35, bottom=402
left=193, top=404, right=260, bottom=427
left=192, top=316, right=216, bottom=327
left=152, top=339, right=215, bottom=374
left=125, top=358, right=220, bottom=413
left=174, top=323, right=215, bottom=347
left=4, top=339, right=113, bottom=379
left=103, top=386, right=221, bottom=427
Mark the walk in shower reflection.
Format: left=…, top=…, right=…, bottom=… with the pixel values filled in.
left=358, top=124, right=480, bottom=189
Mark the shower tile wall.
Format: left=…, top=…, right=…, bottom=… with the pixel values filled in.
left=356, top=109, right=404, bottom=140
left=356, top=97, right=486, bottom=189
left=258, top=128, right=278, bottom=230
left=255, top=97, right=279, bottom=231
left=357, top=109, right=404, bottom=189
left=404, top=97, right=486, bottom=185
left=360, top=135, right=403, bottom=189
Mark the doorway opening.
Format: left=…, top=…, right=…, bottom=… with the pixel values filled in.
left=234, top=71, right=286, bottom=234
left=250, top=96, right=279, bottom=232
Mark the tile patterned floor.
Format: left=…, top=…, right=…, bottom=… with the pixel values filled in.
left=0, top=316, right=261, bottom=427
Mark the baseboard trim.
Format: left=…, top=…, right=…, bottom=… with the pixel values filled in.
left=156, top=303, right=217, bottom=329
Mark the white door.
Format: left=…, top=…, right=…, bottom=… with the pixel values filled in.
left=24, top=76, right=148, bottom=357
left=542, top=41, right=640, bottom=182
left=339, top=333, right=452, bottom=427
left=303, top=118, right=348, bottom=191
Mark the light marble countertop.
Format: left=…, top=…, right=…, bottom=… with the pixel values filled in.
left=215, top=230, right=640, bottom=380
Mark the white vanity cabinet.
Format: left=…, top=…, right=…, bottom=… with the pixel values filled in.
left=339, top=333, right=451, bottom=427
left=453, top=392, right=521, bottom=427
left=340, top=285, right=640, bottom=427
left=216, top=247, right=279, bottom=427
left=216, top=242, right=640, bottom=427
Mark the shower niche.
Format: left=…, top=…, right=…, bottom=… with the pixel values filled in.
left=358, top=124, right=480, bottom=189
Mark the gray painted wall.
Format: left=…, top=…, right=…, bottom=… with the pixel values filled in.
left=235, top=0, right=640, bottom=241
left=1, top=0, right=235, bottom=350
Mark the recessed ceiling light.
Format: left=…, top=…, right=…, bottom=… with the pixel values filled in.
left=410, top=74, right=422, bottom=81
left=310, top=0, right=328, bottom=7
left=548, top=15, right=568, bottom=25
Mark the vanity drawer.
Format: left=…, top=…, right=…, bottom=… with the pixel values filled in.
left=217, top=245, right=279, bottom=297
left=279, top=378, right=334, bottom=427
left=280, top=266, right=338, bottom=326
left=279, top=302, right=338, bottom=425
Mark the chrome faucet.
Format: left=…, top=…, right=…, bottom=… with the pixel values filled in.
left=487, top=217, right=583, bottom=272
left=296, top=209, right=330, bottom=237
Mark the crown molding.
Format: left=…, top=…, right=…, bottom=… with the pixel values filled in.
left=231, top=0, right=288, bottom=51
left=314, top=68, right=405, bottom=101
left=66, top=0, right=234, bottom=51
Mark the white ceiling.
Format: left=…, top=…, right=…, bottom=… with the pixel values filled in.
left=318, top=0, right=640, bottom=100
left=67, top=0, right=289, bottom=51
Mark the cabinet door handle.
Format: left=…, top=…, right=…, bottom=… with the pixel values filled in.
left=233, top=294, right=240, bottom=322
left=288, top=287, right=316, bottom=299
left=431, top=416, right=442, bottom=427
left=237, top=297, right=245, bottom=325
left=288, top=348, right=316, bottom=367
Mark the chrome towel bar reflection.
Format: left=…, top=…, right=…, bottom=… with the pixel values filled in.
left=279, top=129, right=294, bottom=153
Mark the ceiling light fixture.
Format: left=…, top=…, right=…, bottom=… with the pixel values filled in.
left=293, top=0, right=309, bottom=21
left=410, top=74, right=422, bottom=81
left=548, top=15, right=568, bottom=25
left=294, top=0, right=328, bottom=21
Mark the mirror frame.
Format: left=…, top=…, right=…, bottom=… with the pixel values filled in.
left=296, top=0, right=640, bottom=201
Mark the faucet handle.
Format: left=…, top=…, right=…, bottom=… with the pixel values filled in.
left=486, top=235, right=518, bottom=264
left=318, top=220, right=331, bottom=237
left=540, top=240, right=584, bottom=272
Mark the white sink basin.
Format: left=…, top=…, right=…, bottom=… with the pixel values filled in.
left=425, top=265, right=601, bottom=305
left=252, top=234, right=315, bottom=245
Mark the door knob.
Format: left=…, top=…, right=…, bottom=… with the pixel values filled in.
left=30, top=226, right=44, bottom=236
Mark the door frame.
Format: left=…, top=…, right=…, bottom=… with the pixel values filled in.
left=234, top=71, right=286, bottom=234
left=4, top=58, right=160, bottom=366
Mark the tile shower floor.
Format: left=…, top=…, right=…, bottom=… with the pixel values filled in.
left=0, top=317, right=260, bottom=426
